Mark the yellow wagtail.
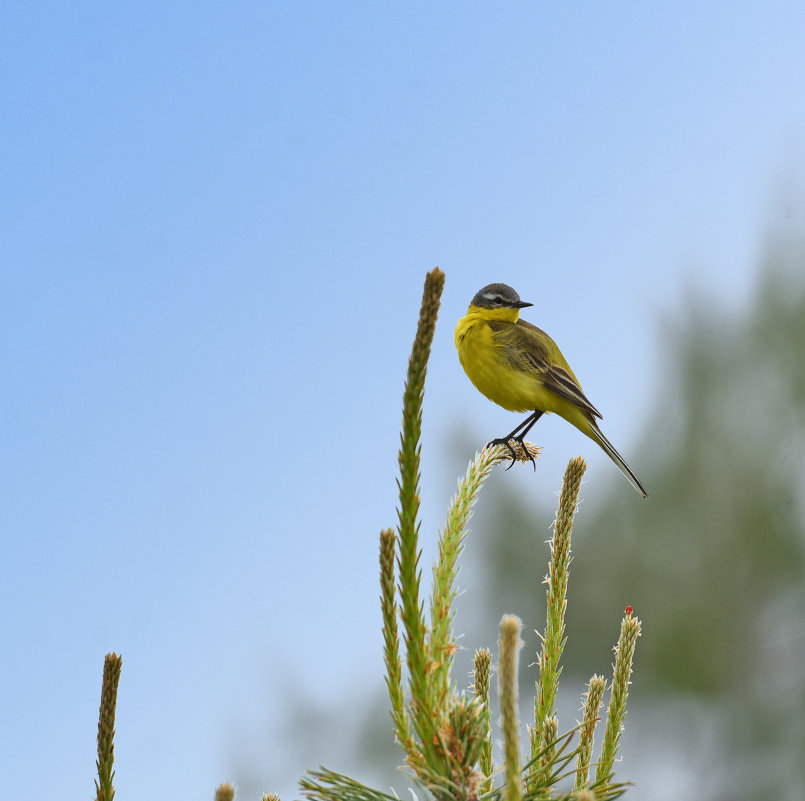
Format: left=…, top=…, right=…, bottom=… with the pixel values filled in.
left=455, top=283, right=648, bottom=497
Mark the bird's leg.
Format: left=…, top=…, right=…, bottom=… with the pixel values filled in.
left=487, top=410, right=544, bottom=470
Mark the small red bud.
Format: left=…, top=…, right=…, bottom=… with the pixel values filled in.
left=625, top=605, right=633, bottom=616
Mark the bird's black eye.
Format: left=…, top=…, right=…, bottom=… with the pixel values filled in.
left=493, top=296, right=503, bottom=305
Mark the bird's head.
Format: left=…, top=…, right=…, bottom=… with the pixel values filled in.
left=468, top=283, right=533, bottom=321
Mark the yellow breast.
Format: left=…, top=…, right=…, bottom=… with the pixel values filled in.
left=454, top=313, right=542, bottom=413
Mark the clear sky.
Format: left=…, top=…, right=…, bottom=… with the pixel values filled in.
left=2, top=3, right=804, bottom=799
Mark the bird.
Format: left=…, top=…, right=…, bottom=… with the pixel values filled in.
left=454, top=282, right=648, bottom=497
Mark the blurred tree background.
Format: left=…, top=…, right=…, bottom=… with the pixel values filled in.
left=233, top=216, right=805, bottom=801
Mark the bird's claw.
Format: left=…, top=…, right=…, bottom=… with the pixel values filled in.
left=487, top=437, right=536, bottom=471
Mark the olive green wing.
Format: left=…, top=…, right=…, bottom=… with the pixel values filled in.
left=489, top=318, right=603, bottom=419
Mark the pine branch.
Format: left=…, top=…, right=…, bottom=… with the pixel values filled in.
left=574, top=675, right=607, bottom=790
left=499, top=615, right=524, bottom=801
left=429, top=444, right=511, bottom=703
left=380, top=527, right=417, bottom=761
left=396, top=267, right=444, bottom=758
left=533, top=458, right=586, bottom=765
left=473, top=648, right=494, bottom=792
left=215, top=784, right=235, bottom=801
left=596, top=608, right=642, bottom=788
left=94, top=652, right=122, bottom=801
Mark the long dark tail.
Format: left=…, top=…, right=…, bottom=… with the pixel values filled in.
left=588, top=419, right=648, bottom=498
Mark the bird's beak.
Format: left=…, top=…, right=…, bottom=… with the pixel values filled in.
left=514, top=300, right=533, bottom=308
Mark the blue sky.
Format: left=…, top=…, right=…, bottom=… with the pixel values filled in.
left=2, top=3, right=804, bottom=799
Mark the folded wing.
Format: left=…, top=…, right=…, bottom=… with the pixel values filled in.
left=489, top=318, right=603, bottom=420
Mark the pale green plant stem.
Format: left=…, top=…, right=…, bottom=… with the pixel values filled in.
left=396, top=268, right=444, bottom=758
left=430, top=446, right=503, bottom=701
left=94, top=652, right=122, bottom=801
left=596, top=610, right=642, bottom=788
left=537, top=714, right=558, bottom=796
left=472, top=648, right=494, bottom=792
left=499, top=615, right=524, bottom=801
left=533, top=457, right=586, bottom=767
left=574, top=674, right=607, bottom=790
left=380, top=527, right=418, bottom=764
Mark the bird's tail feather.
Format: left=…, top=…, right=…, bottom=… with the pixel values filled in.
left=588, top=420, right=648, bottom=498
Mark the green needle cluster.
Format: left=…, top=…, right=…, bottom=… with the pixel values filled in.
left=94, top=653, right=122, bottom=801
left=215, top=785, right=235, bottom=801
left=596, top=611, right=643, bottom=788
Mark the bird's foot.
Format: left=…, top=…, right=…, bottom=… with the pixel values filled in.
left=486, top=436, right=538, bottom=471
